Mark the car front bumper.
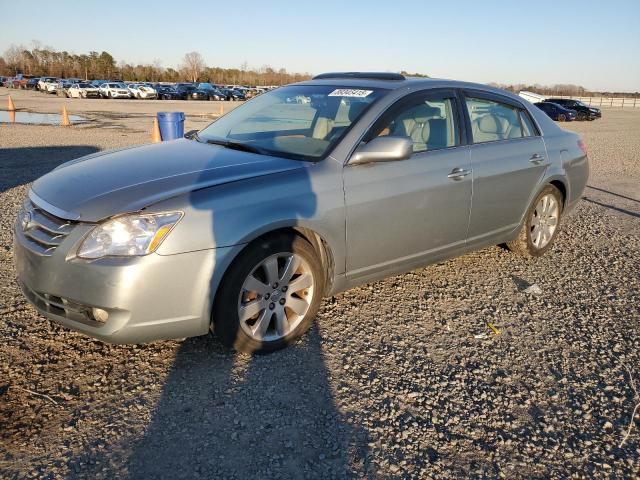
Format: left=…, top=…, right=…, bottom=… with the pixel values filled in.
left=13, top=219, right=238, bottom=344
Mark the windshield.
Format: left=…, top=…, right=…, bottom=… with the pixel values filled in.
left=79, top=83, right=92, bottom=88
left=197, top=85, right=385, bottom=160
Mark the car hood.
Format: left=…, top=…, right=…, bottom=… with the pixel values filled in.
left=31, top=139, right=304, bottom=222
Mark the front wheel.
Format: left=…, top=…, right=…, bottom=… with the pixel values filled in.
left=506, top=185, right=563, bottom=258
left=557, top=113, right=566, bottom=122
left=213, top=234, right=324, bottom=354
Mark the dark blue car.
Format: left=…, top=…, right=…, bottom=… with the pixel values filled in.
left=534, top=102, right=577, bottom=122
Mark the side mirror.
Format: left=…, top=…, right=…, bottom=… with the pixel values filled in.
left=184, top=129, right=199, bottom=139
left=349, top=136, right=413, bottom=166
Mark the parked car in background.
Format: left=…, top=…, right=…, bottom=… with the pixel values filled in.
left=196, top=83, right=226, bottom=101
left=67, top=82, right=101, bottom=98
left=90, top=80, right=109, bottom=88
left=534, top=102, right=577, bottom=122
left=12, top=74, right=38, bottom=89
left=25, top=77, right=41, bottom=89
left=53, top=80, right=72, bottom=97
left=13, top=73, right=589, bottom=353
left=99, top=82, right=132, bottom=99
left=154, top=84, right=182, bottom=100
left=37, top=77, right=58, bottom=91
left=545, top=98, right=601, bottom=120
left=220, top=88, right=246, bottom=101
left=174, top=83, right=205, bottom=100
left=128, top=83, right=158, bottom=99
left=0, top=76, right=9, bottom=87
left=43, top=78, right=60, bottom=94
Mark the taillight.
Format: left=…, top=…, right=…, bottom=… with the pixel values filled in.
left=578, top=139, right=588, bottom=157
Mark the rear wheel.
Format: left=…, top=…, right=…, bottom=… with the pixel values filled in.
left=213, top=234, right=324, bottom=354
left=506, top=185, right=563, bottom=258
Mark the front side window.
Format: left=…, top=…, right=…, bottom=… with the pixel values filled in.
left=198, top=85, right=386, bottom=160
left=466, top=96, right=532, bottom=143
left=371, top=95, right=459, bottom=153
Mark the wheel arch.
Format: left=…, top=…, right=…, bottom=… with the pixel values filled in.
left=208, top=225, right=336, bottom=327
left=548, top=178, right=567, bottom=207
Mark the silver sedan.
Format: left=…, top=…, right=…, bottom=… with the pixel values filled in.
left=14, top=72, right=589, bottom=353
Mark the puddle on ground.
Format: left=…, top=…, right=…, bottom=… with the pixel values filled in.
left=0, top=110, right=87, bottom=125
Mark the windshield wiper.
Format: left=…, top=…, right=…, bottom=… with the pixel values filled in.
left=204, top=138, right=263, bottom=155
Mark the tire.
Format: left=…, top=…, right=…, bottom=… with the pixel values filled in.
left=506, top=184, right=563, bottom=258
left=557, top=114, right=566, bottom=122
left=212, top=233, right=324, bottom=354
left=577, top=112, right=587, bottom=121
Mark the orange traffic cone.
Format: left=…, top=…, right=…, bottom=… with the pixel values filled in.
left=61, top=106, right=71, bottom=126
left=152, top=117, right=162, bottom=143
left=9, top=110, right=15, bottom=123
left=7, top=95, right=16, bottom=111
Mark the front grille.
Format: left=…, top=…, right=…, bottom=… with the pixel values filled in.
left=18, top=281, right=103, bottom=327
left=19, top=201, right=75, bottom=256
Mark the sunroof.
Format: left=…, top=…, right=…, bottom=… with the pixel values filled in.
left=312, top=72, right=406, bottom=81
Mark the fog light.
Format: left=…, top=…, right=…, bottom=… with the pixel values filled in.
left=91, top=307, right=109, bottom=323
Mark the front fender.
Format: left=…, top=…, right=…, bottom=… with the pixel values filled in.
left=151, top=160, right=346, bottom=274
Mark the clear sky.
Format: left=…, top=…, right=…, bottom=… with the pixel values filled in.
left=2, top=0, right=639, bottom=91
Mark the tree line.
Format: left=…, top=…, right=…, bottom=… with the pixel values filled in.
left=0, top=44, right=312, bottom=86
left=489, top=82, right=639, bottom=98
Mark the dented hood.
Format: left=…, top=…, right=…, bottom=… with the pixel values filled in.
left=31, top=138, right=303, bottom=222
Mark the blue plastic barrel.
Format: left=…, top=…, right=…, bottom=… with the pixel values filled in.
left=156, top=112, right=185, bottom=141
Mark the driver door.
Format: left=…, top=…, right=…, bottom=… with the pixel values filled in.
left=343, top=90, right=472, bottom=280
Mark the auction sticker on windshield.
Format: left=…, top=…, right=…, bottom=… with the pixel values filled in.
left=328, top=89, right=373, bottom=97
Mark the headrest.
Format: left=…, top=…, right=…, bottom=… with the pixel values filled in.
left=477, top=114, right=506, bottom=134
left=411, top=105, right=440, bottom=123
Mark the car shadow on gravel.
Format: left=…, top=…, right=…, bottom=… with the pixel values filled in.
left=0, top=146, right=100, bottom=194
left=116, top=329, right=369, bottom=479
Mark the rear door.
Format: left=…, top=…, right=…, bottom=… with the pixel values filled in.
left=343, top=89, right=472, bottom=278
left=462, top=91, right=547, bottom=243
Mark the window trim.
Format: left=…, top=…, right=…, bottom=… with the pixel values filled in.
left=461, top=89, right=542, bottom=145
left=359, top=88, right=464, bottom=155
left=519, top=109, right=540, bottom=137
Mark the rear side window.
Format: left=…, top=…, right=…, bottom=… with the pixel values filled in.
left=519, top=110, right=538, bottom=137
left=465, top=97, right=523, bottom=143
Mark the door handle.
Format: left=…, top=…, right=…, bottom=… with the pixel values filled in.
left=447, top=168, right=471, bottom=180
left=529, top=153, right=545, bottom=164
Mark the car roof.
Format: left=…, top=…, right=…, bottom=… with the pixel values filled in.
left=295, top=72, right=527, bottom=101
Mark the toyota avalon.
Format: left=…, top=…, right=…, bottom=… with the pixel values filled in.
left=14, top=72, right=589, bottom=353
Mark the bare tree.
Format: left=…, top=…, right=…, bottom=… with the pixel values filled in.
left=181, top=51, right=205, bottom=82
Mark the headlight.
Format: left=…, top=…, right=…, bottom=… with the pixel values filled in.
left=77, top=212, right=182, bottom=259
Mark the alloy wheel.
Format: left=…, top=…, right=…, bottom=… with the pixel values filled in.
left=237, top=252, right=314, bottom=342
left=531, top=193, right=559, bottom=249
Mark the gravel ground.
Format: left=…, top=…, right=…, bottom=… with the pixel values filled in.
left=0, top=98, right=639, bottom=479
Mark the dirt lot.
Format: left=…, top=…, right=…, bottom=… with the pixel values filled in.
left=1, top=89, right=639, bottom=479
